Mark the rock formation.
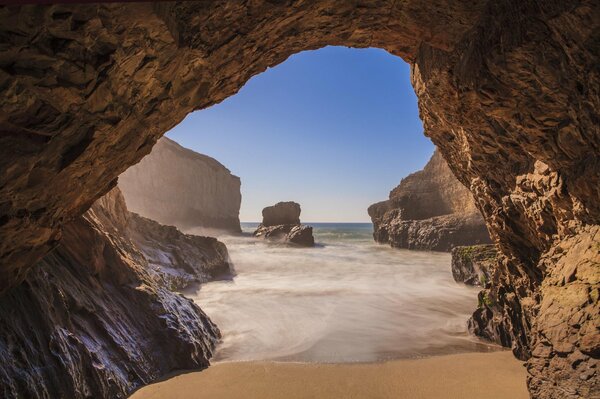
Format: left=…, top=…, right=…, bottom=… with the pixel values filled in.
left=254, top=202, right=315, bottom=247
left=119, top=136, right=241, bottom=233
left=128, top=211, right=232, bottom=290
left=451, top=245, right=497, bottom=286
left=0, top=2, right=598, bottom=397
left=0, top=187, right=225, bottom=398
left=369, top=149, right=491, bottom=251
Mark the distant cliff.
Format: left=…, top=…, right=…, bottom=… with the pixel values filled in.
left=368, top=150, right=491, bottom=251
left=119, top=137, right=241, bottom=233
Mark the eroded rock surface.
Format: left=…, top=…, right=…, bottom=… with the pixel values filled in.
left=0, top=187, right=221, bottom=398
left=119, top=137, right=241, bottom=233
left=0, top=2, right=598, bottom=397
left=451, top=245, right=498, bottom=286
left=369, top=150, right=491, bottom=251
left=254, top=202, right=314, bottom=247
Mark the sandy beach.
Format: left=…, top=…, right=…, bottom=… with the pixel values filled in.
left=131, top=351, right=528, bottom=399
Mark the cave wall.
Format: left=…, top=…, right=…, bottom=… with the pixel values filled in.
left=0, top=1, right=598, bottom=397
left=0, top=187, right=220, bottom=399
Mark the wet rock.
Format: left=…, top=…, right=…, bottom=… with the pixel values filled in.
left=127, top=211, right=233, bottom=290
left=451, top=244, right=498, bottom=286
left=369, top=150, right=492, bottom=251
left=254, top=202, right=314, bottom=247
left=0, top=188, right=221, bottom=399
left=119, top=137, right=242, bottom=234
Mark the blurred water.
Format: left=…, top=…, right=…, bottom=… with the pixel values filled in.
left=184, top=223, right=498, bottom=363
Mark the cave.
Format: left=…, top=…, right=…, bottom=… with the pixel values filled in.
left=0, top=2, right=598, bottom=398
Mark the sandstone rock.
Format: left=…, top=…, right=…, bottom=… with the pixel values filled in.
left=0, top=187, right=221, bottom=399
left=368, top=150, right=492, bottom=251
left=254, top=202, right=314, bottom=247
left=451, top=244, right=498, bottom=286
left=261, top=201, right=301, bottom=227
left=0, top=2, right=598, bottom=397
left=119, top=137, right=241, bottom=233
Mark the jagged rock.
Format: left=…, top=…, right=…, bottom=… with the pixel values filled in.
left=254, top=202, right=314, bottom=247
left=127, top=211, right=233, bottom=291
left=254, top=224, right=315, bottom=247
left=0, top=188, right=221, bottom=399
left=261, top=202, right=301, bottom=227
left=369, top=150, right=491, bottom=251
left=0, top=2, right=598, bottom=397
left=451, top=245, right=498, bottom=286
left=119, top=137, right=241, bottom=233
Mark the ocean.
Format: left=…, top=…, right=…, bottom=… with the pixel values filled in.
left=185, top=222, right=499, bottom=363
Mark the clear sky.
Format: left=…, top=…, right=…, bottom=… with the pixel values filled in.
left=167, top=46, right=434, bottom=222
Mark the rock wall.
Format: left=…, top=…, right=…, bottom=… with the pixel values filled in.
left=119, top=136, right=241, bottom=233
left=0, top=188, right=226, bottom=398
left=369, top=150, right=492, bottom=251
left=0, top=2, right=598, bottom=397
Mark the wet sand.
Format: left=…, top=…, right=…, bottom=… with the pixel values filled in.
left=131, top=351, right=528, bottom=399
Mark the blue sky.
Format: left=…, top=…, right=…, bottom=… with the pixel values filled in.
left=167, top=46, right=434, bottom=222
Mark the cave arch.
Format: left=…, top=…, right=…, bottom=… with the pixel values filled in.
left=0, top=2, right=598, bottom=397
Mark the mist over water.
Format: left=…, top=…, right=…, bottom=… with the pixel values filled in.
left=185, top=223, right=499, bottom=363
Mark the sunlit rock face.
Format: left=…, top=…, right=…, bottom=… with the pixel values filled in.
left=0, top=2, right=598, bottom=397
left=369, top=150, right=492, bottom=251
left=0, top=188, right=221, bottom=399
left=119, top=137, right=241, bottom=234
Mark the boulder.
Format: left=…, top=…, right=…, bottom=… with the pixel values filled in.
left=451, top=245, right=498, bottom=286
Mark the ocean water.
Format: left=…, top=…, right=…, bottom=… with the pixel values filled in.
left=184, top=223, right=499, bottom=363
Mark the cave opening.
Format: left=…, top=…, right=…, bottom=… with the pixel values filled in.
left=116, top=45, right=497, bottom=365
left=1, top=2, right=597, bottom=398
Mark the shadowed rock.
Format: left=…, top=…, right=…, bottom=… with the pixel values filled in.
left=0, top=188, right=224, bottom=398
left=451, top=245, right=498, bottom=286
left=261, top=202, right=301, bottom=227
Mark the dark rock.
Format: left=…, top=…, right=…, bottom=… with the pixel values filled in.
left=254, top=202, right=314, bottom=247
left=127, top=211, right=233, bottom=290
left=0, top=188, right=220, bottom=399
left=287, top=225, right=315, bottom=247
left=451, top=244, right=498, bottom=286
left=368, top=150, right=492, bottom=251
left=0, top=2, right=598, bottom=397
left=119, top=137, right=242, bottom=234
left=261, top=202, right=301, bottom=227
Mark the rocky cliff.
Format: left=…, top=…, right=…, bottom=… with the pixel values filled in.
left=0, top=188, right=229, bottom=398
left=119, top=137, right=241, bottom=233
left=254, top=202, right=315, bottom=247
left=369, top=150, right=492, bottom=251
left=1, top=2, right=598, bottom=397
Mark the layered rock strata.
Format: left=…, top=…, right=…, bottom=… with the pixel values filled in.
left=0, top=188, right=226, bottom=398
left=451, top=244, right=498, bottom=286
left=119, top=137, right=241, bottom=233
left=368, top=150, right=491, bottom=251
left=254, top=202, right=315, bottom=247
left=0, top=2, right=598, bottom=397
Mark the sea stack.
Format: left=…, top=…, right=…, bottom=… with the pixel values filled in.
left=254, top=202, right=314, bottom=247
left=368, top=149, right=491, bottom=252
